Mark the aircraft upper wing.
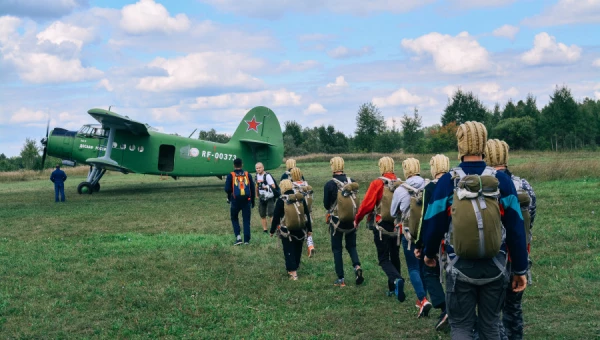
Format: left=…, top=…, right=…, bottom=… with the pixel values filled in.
left=87, top=108, right=150, bottom=136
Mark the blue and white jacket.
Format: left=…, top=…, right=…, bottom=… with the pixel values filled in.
left=422, top=161, right=528, bottom=275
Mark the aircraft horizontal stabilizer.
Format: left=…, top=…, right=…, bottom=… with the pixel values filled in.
left=238, top=139, right=275, bottom=146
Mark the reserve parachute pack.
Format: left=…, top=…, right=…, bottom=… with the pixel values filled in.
left=377, top=177, right=402, bottom=223
left=512, top=176, right=531, bottom=244
left=231, top=171, right=250, bottom=199
left=281, top=193, right=306, bottom=231
left=293, top=181, right=313, bottom=212
left=328, top=178, right=360, bottom=234
left=401, top=180, right=430, bottom=247
left=372, top=177, right=403, bottom=242
left=448, top=167, right=503, bottom=260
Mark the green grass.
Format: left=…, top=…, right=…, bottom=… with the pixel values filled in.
left=0, top=153, right=599, bottom=338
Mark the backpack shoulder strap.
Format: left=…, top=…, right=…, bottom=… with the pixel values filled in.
left=332, top=178, right=345, bottom=190
left=451, top=167, right=466, bottom=179
left=482, top=166, right=496, bottom=176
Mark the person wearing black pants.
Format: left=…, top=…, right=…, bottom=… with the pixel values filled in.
left=270, top=180, right=312, bottom=280
left=324, top=157, right=363, bottom=287
left=225, top=158, right=255, bottom=245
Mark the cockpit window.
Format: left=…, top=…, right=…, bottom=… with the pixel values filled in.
left=78, top=125, right=108, bottom=137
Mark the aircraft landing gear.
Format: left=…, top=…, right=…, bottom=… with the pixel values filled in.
left=78, top=166, right=106, bottom=194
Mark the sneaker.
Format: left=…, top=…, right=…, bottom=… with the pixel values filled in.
left=334, top=278, right=346, bottom=287
left=394, top=278, right=406, bottom=302
left=289, top=273, right=298, bottom=281
left=307, top=245, right=315, bottom=258
left=263, top=230, right=268, bottom=234
left=418, top=298, right=432, bottom=318
left=355, top=267, right=364, bottom=285
left=244, top=242, right=249, bottom=245
left=415, top=299, right=422, bottom=309
left=386, top=291, right=395, bottom=297
left=435, top=312, right=449, bottom=331
left=233, top=236, right=242, bottom=246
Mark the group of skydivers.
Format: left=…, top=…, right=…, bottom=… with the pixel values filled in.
left=224, top=121, right=536, bottom=340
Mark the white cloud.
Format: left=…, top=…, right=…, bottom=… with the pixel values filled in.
left=120, top=0, right=191, bottom=34
left=136, top=52, right=265, bottom=92
left=192, top=89, right=302, bottom=109
left=442, top=83, right=519, bottom=102
left=3, top=52, right=103, bottom=83
left=401, top=32, right=492, bottom=74
left=523, top=0, right=600, bottom=26
left=593, top=58, right=600, bottom=67
left=492, top=24, right=519, bottom=40
left=97, top=78, right=114, bottom=92
left=327, top=45, right=372, bottom=59
left=200, top=0, right=435, bottom=19
left=303, top=103, right=327, bottom=115
left=0, top=15, right=21, bottom=44
left=275, top=60, right=320, bottom=73
left=151, top=106, right=188, bottom=122
left=9, top=108, right=46, bottom=123
left=318, top=76, right=349, bottom=96
left=521, top=32, right=581, bottom=65
left=36, top=21, right=94, bottom=49
left=373, top=88, right=437, bottom=108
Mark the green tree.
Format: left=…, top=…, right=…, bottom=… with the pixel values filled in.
left=503, top=100, right=518, bottom=120
left=539, top=85, right=579, bottom=150
left=492, top=117, right=536, bottom=150
left=374, top=118, right=402, bottom=153
left=401, top=108, right=424, bottom=153
left=427, top=122, right=458, bottom=153
left=198, top=129, right=230, bottom=143
left=491, top=103, right=502, bottom=126
left=283, top=121, right=304, bottom=147
left=520, top=94, right=540, bottom=120
left=441, top=89, right=489, bottom=126
left=354, top=102, right=385, bottom=152
left=20, top=138, right=40, bottom=170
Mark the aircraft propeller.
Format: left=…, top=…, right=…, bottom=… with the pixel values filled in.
left=40, top=118, right=49, bottom=170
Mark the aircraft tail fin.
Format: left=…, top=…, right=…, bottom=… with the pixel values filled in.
left=229, top=106, right=284, bottom=170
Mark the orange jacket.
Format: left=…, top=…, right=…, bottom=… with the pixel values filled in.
left=354, top=172, right=397, bottom=225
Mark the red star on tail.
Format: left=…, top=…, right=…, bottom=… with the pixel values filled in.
left=246, top=116, right=262, bottom=132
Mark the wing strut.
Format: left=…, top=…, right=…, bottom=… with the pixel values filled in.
left=99, top=126, right=118, bottom=166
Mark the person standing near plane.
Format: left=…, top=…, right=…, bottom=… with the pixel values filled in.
left=225, top=158, right=256, bottom=245
left=50, top=164, right=67, bottom=202
left=255, top=162, right=278, bottom=234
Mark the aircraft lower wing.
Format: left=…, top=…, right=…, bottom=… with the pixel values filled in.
left=87, top=109, right=150, bottom=136
left=86, top=157, right=133, bottom=173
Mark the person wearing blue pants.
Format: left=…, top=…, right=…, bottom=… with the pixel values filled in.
left=225, top=158, right=255, bottom=245
left=50, top=164, right=67, bottom=202
left=391, top=158, right=431, bottom=317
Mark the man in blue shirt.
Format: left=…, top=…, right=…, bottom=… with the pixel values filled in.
left=422, top=121, right=528, bottom=340
left=50, top=164, right=67, bottom=202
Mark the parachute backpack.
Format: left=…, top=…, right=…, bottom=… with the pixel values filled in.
left=329, top=178, right=360, bottom=234
left=448, top=167, right=503, bottom=260
left=293, top=181, right=313, bottom=212
left=280, top=193, right=307, bottom=232
left=373, top=177, right=403, bottom=241
left=400, top=180, right=430, bottom=249
left=512, top=176, right=532, bottom=243
left=231, top=171, right=250, bottom=199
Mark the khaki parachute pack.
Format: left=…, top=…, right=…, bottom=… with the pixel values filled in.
left=400, top=180, right=430, bottom=246
left=449, top=167, right=503, bottom=260
left=512, top=176, right=532, bottom=244
left=329, top=178, right=360, bottom=233
left=281, top=193, right=307, bottom=231
left=376, top=177, right=402, bottom=223
left=293, top=181, right=313, bottom=212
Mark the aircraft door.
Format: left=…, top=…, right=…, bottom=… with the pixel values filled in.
left=158, top=144, right=175, bottom=172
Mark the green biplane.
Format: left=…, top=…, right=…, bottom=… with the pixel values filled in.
left=40, top=106, right=284, bottom=194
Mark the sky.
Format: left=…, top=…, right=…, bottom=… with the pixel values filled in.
left=1, top=0, right=599, bottom=157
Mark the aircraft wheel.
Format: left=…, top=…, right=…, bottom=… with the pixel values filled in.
left=77, top=182, right=93, bottom=195
left=93, top=183, right=100, bottom=192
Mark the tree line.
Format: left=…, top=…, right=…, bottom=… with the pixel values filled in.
left=2, top=85, right=599, bottom=171
left=282, top=85, right=600, bottom=156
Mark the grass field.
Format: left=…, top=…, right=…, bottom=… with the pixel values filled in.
left=0, top=153, right=599, bottom=338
